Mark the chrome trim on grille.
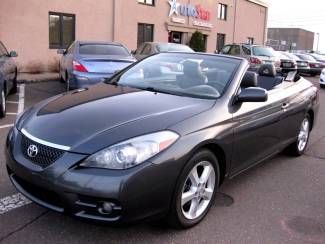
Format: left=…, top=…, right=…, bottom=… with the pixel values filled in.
left=21, top=128, right=71, bottom=151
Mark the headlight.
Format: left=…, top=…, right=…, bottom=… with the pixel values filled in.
left=80, top=131, right=179, bottom=170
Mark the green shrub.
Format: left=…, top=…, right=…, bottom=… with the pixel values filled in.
left=189, top=31, right=205, bottom=52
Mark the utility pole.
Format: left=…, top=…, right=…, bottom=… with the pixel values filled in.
left=316, top=33, right=320, bottom=53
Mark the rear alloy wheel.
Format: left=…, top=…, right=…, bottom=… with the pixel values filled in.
left=168, top=150, right=219, bottom=228
left=0, top=88, right=6, bottom=118
left=286, top=115, right=311, bottom=156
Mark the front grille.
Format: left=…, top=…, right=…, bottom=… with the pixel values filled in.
left=21, top=133, right=65, bottom=168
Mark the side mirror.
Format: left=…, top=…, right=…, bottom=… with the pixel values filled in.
left=9, top=51, right=18, bottom=57
left=236, top=87, right=268, bottom=103
left=57, top=49, right=65, bottom=55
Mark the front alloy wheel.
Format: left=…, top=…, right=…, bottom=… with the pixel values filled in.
left=168, top=149, right=219, bottom=228
left=286, top=115, right=311, bottom=156
left=297, top=118, right=310, bottom=152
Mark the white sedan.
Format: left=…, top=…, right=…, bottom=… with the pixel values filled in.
left=321, top=68, right=325, bottom=88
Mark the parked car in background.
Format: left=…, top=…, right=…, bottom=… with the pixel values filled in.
left=220, top=44, right=281, bottom=73
left=320, top=68, right=325, bottom=88
left=133, top=42, right=194, bottom=60
left=280, top=52, right=310, bottom=75
left=276, top=51, right=297, bottom=74
left=309, top=53, right=325, bottom=64
left=295, top=53, right=324, bottom=76
left=0, top=41, right=18, bottom=118
left=58, top=41, right=136, bottom=90
left=7, top=53, right=319, bottom=229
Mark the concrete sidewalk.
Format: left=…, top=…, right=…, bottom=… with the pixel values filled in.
left=17, top=72, right=59, bottom=83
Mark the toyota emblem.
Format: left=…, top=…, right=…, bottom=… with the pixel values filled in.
left=27, top=144, right=38, bottom=158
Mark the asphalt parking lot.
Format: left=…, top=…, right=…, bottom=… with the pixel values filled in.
left=0, top=77, right=324, bottom=244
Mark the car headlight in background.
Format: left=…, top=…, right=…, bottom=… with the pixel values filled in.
left=321, top=69, right=325, bottom=75
left=80, top=131, right=179, bottom=170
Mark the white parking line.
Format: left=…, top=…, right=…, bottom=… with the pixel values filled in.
left=17, top=84, right=25, bottom=114
left=0, top=124, right=14, bottom=129
left=0, top=193, right=31, bottom=215
left=6, top=101, right=19, bottom=104
left=0, top=85, right=30, bottom=215
left=0, top=84, right=25, bottom=131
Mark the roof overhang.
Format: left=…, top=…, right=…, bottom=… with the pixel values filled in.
left=247, top=0, right=268, bottom=8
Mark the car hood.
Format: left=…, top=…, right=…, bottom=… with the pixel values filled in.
left=18, top=83, right=215, bottom=154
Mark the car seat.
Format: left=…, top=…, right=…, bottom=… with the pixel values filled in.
left=177, top=60, right=207, bottom=88
left=257, top=64, right=283, bottom=90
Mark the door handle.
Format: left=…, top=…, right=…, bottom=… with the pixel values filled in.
left=282, top=103, right=290, bottom=109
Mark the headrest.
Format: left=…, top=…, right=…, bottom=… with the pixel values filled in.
left=183, top=60, right=202, bottom=77
left=258, top=64, right=276, bottom=77
left=241, top=71, right=258, bottom=88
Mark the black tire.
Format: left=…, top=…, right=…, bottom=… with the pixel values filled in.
left=9, top=69, right=18, bottom=94
left=285, top=114, right=311, bottom=156
left=59, top=67, right=65, bottom=83
left=0, top=87, right=6, bottom=118
left=167, top=149, right=220, bottom=229
left=320, top=84, right=325, bottom=89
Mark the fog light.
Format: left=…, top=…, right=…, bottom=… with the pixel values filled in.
left=98, top=202, right=113, bottom=215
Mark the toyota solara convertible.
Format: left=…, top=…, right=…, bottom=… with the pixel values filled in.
left=6, top=53, right=319, bottom=228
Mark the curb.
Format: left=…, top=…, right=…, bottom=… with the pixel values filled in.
left=17, top=78, right=59, bottom=84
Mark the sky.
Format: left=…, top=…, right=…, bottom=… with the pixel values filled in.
left=266, top=0, right=325, bottom=52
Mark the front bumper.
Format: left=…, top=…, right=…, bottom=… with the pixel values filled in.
left=297, top=66, right=310, bottom=74
left=5, top=127, right=180, bottom=223
left=69, top=71, right=113, bottom=89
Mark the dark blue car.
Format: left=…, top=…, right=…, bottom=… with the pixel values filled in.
left=0, top=41, right=18, bottom=118
left=58, top=41, right=136, bottom=90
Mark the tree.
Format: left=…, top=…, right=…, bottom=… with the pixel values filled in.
left=189, top=31, right=205, bottom=52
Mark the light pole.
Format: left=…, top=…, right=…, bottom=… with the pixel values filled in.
left=316, top=33, right=320, bottom=53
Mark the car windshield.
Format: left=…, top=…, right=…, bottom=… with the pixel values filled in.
left=252, top=46, right=276, bottom=57
left=79, top=44, right=130, bottom=56
left=108, top=53, right=241, bottom=99
left=156, top=43, right=193, bottom=52
left=296, top=54, right=317, bottom=62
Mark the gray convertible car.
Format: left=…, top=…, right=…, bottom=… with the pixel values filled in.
left=0, top=41, right=18, bottom=118
left=6, top=53, right=319, bottom=228
left=58, top=41, right=136, bottom=90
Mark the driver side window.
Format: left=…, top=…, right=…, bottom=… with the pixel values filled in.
left=221, top=45, right=231, bottom=54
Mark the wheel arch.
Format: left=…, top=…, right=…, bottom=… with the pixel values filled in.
left=185, top=140, right=229, bottom=186
left=199, top=142, right=227, bottom=186
left=307, top=109, right=314, bottom=131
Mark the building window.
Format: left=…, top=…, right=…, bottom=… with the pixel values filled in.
left=137, top=23, right=154, bottom=47
left=217, top=3, right=227, bottom=20
left=216, top=33, right=226, bottom=53
left=138, top=0, right=154, bottom=6
left=247, top=37, right=254, bottom=45
left=49, top=12, right=75, bottom=49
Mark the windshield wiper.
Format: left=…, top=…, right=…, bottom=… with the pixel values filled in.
left=140, top=86, right=172, bottom=94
